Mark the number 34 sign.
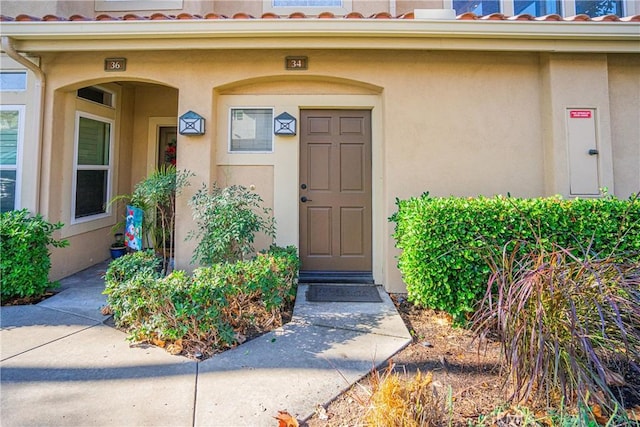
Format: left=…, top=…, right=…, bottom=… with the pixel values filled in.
left=104, top=58, right=127, bottom=72
left=285, top=56, right=308, bottom=70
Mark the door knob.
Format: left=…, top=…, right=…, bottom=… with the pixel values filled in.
left=588, top=149, right=599, bottom=156
left=301, top=196, right=312, bottom=203
left=300, top=184, right=307, bottom=189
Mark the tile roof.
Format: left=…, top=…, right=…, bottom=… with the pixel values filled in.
left=2, top=11, right=639, bottom=22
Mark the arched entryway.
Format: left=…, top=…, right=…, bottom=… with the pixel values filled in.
left=47, top=79, right=178, bottom=278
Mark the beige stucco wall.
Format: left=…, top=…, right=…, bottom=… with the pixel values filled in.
left=17, top=46, right=638, bottom=290
left=608, top=54, right=640, bottom=199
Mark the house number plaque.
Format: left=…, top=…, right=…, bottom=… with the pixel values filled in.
left=104, top=58, right=127, bottom=72
left=285, top=56, right=308, bottom=70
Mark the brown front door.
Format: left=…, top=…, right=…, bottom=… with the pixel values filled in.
left=299, top=109, right=372, bottom=273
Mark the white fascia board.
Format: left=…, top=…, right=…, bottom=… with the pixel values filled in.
left=1, top=19, right=639, bottom=53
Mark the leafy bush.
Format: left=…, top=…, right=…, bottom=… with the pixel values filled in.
left=103, top=246, right=299, bottom=358
left=110, top=166, right=192, bottom=273
left=390, top=193, right=640, bottom=322
left=103, top=250, right=162, bottom=327
left=1, top=209, right=69, bottom=300
left=471, top=242, right=640, bottom=418
left=188, top=184, right=276, bottom=266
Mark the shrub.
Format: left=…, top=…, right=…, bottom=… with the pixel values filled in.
left=103, top=246, right=299, bottom=358
left=103, top=250, right=162, bottom=328
left=389, top=193, right=640, bottom=322
left=363, top=363, right=443, bottom=427
left=471, top=241, right=640, bottom=418
left=188, top=184, right=276, bottom=266
left=0, top=209, right=68, bottom=300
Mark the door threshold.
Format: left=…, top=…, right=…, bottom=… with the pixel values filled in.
left=298, top=271, right=374, bottom=284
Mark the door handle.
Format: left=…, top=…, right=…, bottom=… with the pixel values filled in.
left=301, top=196, right=312, bottom=203
left=588, top=149, right=599, bottom=156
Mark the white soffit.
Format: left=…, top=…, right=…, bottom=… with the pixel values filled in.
left=1, top=19, right=639, bottom=53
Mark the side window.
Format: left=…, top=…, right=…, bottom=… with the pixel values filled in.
left=229, top=108, right=274, bottom=153
left=575, top=0, right=623, bottom=17
left=0, top=106, right=24, bottom=213
left=77, top=86, right=114, bottom=107
left=95, top=0, right=183, bottom=11
left=72, top=112, right=113, bottom=222
left=453, top=0, right=500, bottom=14
left=264, top=0, right=351, bottom=16
left=514, top=0, right=562, bottom=15
left=0, top=72, right=27, bottom=91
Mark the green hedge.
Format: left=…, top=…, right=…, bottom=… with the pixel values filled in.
left=104, top=245, right=300, bottom=358
left=390, top=193, right=640, bottom=322
left=1, top=209, right=69, bottom=300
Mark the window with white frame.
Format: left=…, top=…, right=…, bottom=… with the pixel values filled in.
left=0, top=105, right=24, bottom=213
left=448, top=0, right=630, bottom=16
left=575, top=0, right=623, bottom=16
left=73, top=112, right=113, bottom=222
left=453, top=0, right=500, bottom=15
left=513, top=0, right=562, bottom=15
left=264, top=0, right=351, bottom=15
left=229, top=108, right=273, bottom=153
left=77, top=86, right=114, bottom=107
left=0, top=72, right=27, bottom=91
left=95, top=0, right=183, bottom=12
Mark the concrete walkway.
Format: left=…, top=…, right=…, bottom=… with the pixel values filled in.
left=0, top=262, right=412, bottom=426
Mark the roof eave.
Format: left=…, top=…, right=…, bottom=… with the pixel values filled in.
left=1, top=19, right=639, bottom=53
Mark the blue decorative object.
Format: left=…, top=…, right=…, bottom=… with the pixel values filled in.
left=179, top=110, right=205, bottom=135
left=274, top=112, right=297, bottom=136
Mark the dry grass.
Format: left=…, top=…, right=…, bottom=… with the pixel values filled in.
left=361, top=362, right=444, bottom=427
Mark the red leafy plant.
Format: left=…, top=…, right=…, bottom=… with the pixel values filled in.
left=471, top=240, right=640, bottom=421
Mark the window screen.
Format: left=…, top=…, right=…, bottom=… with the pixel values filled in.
left=0, top=108, right=22, bottom=213
left=230, top=108, right=274, bottom=152
left=74, top=115, right=112, bottom=219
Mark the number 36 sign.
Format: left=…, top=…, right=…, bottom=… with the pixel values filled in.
left=105, top=58, right=127, bottom=72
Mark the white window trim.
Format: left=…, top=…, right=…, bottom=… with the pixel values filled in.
left=71, top=111, right=114, bottom=225
left=95, top=0, right=183, bottom=12
left=0, top=105, right=24, bottom=211
left=228, top=107, right=275, bottom=154
left=263, top=0, right=352, bottom=16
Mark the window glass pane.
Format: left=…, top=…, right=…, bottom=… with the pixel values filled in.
left=273, top=0, right=341, bottom=6
left=77, top=87, right=113, bottom=107
left=453, top=0, right=500, bottom=14
left=0, top=72, right=26, bottom=91
left=514, top=0, right=561, bottom=15
left=75, top=170, right=108, bottom=218
left=78, top=117, right=110, bottom=165
left=576, top=1, right=622, bottom=16
left=0, top=170, right=16, bottom=213
left=230, top=109, right=273, bottom=152
left=0, top=110, right=19, bottom=166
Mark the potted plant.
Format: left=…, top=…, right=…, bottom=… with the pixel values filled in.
left=110, top=233, right=126, bottom=259
left=108, top=166, right=192, bottom=272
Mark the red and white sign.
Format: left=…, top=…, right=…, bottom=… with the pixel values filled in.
left=570, top=110, right=592, bottom=119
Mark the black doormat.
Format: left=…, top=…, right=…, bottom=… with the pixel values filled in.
left=299, top=271, right=374, bottom=284
left=306, top=284, right=382, bottom=303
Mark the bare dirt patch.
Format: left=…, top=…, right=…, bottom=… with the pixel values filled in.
left=305, top=294, right=505, bottom=426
